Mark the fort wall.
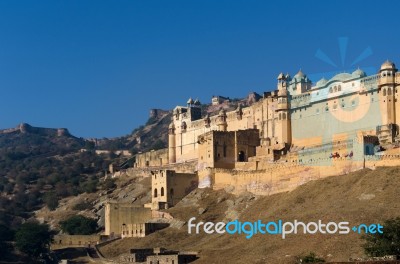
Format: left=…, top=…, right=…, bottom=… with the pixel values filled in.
left=134, top=149, right=169, bottom=168
left=51, top=234, right=102, bottom=250
left=198, top=155, right=400, bottom=195
left=120, top=223, right=166, bottom=238
left=104, top=203, right=152, bottom=236
left=112, top=160, right=197, bottom=179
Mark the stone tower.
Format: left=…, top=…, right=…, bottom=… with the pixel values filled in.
left=378, top=60, right=398, bottom=143
left=379, top=61, right=397, bottom=124
left=216, top=108, right=227, bottom=131
left=187, top=98, right=202, bottom=121
left=291, top=69, right=312, bottom=95
left=168, top=123, right=176, bottom=163
left=276, top=73, right=291, bottom=145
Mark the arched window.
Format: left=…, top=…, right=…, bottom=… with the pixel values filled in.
left=154, top=188, right=158, bottom=198
left=338, top=85, right=341, bottom=91
left=161, top=187, right=165, bottom=196
left=388, top=88, right=392, bottom=95
left=282, top=113, right=286, bottom=119
left=238, top=151, right=245, bottom=162
left=329, top=87, right=333, bottom=93
left=181, top=121, right=187, bottom=131
left=334, top=86, right=337, bottom=92
left=279, top=113, right=282, bottom=120
left=383, top=88, right=387, bottom=96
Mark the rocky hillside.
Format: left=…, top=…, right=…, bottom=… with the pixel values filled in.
left=0, top=93, right=267, bottom=262
left=92, top=109, right=172, bottom=154
left=0, top=123, right=84, bottom=154
left=0, top=109, right=173, bottom=231
left=34, top=172, right=152, bottom=231
left=99, top=166, right=400, bottom=264
left=0, top=123, right=111, bottom=227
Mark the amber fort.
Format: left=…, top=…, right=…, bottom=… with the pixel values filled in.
left=78, top=60, right=400, bottom=248
left=124, top=60, right=400, bottom=208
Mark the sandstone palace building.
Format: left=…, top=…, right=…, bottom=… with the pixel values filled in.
left=130, top=60, right=400, bottom=208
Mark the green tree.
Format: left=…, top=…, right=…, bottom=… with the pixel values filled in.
left=0, top=224, right=14, bottom=241
left=72, top=162, right=85, bottom=174
left=80, top=179, right=98, bottom=193
left=55, top=182, right=70, bottom=198
left=296, top=252, right=325, bottom=263
left=15, top=222, right=53, bottom=259
left=0, top=224, right=14, bottom=257
left=84, top=141, right=95, bottom=150
left=102, top=178, right=116, bottom=190
left=4, top=183, right=14, bottom=194
left=129, top=147, right=138, bottom=155
left=363, top=217, right=400, bottom=256
left=43, top=191, right=59, bottom=211
left=72, top=201, right=92, bottom=211
left=60, top=215, right=98, bottom=235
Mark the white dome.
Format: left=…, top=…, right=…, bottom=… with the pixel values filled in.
left=352, top=68, right=366, bottom=77
left=316, top=78, right=328, bottom=86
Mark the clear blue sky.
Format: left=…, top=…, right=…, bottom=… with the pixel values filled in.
left=1, top=0, right=400, bottom=138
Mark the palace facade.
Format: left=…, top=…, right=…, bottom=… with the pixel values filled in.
left=159, top=60, right=400, bottom=170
